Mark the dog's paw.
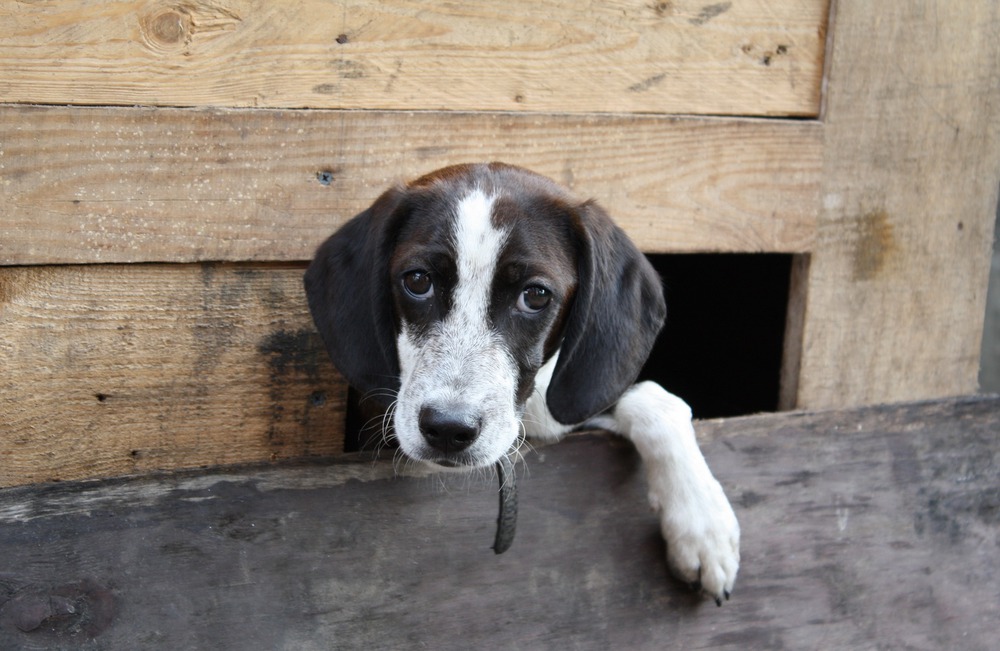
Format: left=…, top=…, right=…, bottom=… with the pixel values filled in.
left=655, top=474, right=740, bottom=605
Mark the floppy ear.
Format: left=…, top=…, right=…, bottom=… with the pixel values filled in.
left=546, top=201, right=667, bottom=424
left=304, top=187, right=407, bottom=397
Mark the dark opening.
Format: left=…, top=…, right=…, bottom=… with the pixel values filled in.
left=640, top=253, right=793, bottom=419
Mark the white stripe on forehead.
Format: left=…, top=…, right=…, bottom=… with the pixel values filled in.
left=451, top=189, right=507, bottom=322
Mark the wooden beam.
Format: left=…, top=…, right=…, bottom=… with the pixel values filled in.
left=0, top=106, right=822, bottom=264
left=0, top=397, right=996, bottom=648
left=0, top=0, right=828, bottom=116
left=0, top=264, right=346, bottom=487
left=786, top=0, right=1000, bottom=408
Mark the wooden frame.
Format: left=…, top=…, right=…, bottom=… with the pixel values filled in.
left=2, top=0, right=999, bottom=487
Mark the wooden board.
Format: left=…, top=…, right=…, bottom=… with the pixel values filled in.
left=0, top=264, right=346, bottom=487
left=783, top=0, right=1000, bottom=409
left=0, top=396, right=996, bottom=649
left=0, top=105, right=822, bottom=265
left=0, top=0, right=828, bottom=116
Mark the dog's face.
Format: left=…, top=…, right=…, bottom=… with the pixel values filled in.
left=389, top=183, right=578, bottom=466
left=305, top=163, right=665, bottom=469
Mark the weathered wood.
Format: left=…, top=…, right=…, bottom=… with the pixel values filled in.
left=0, top=264, right=346, bottom=487
left=785, top=0, right=1000, bottom=408
left=0, top=396, right=996, bottom=649
left=0, top=105, right=822, bottom=265
left=0, top=0, right=828, bottom=116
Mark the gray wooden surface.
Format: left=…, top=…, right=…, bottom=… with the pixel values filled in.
left=1, top=396, right=997, bottom=650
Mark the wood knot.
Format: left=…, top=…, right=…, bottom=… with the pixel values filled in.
left=140, top=8, right=191, bottom=51
left=151, top=11, right=186, bottom=43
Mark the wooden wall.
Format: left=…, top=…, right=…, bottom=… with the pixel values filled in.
left=2, top=1, right=998, bottom=487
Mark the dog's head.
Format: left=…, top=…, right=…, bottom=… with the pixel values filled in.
left=305, top=163, right=665, bottom=468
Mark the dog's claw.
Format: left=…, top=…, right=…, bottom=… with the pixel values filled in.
left=493, top=456, right=517, bottom=554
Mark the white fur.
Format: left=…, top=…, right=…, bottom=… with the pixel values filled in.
left=605, top=382, right=740, bottom=600
left=393, top=190, right=521, bottom=467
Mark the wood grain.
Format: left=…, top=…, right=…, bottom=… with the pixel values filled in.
left=0, top=396, right=996, bottom=649
left=0, top=264, right=346, bottom=487
left=0, top=105, right=822, bottom=264
left=786, top=0, right=1000, bottom=408
left=0, top=0, right=828, bottom=116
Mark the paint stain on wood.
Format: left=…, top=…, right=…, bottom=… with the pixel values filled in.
left=628, top=73, right=667, bottom=93
left=258, top=328, right=332, bottom=451
left=851, top=209, right=896, bottom=281
left=689, top=2, right=732, bottom=26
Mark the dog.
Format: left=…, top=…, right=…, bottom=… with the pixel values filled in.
left=304, top=163, right=739, bottom=604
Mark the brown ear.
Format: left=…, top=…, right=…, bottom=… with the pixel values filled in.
left=546, top=201, right=666, bottom=424
left=304, top=187, right=408, bottom=397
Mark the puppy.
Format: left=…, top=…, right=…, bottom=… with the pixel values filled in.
left=305, top=163, right=739, bottom=604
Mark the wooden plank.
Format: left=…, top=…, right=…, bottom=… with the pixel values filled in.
left=0, top=264, right=346, bottom=487
left=0, top=396, right=996, bottom=649
left=0, top=106, right=821, bottom=264
left=785, top=0, right=1000, bottom=408
left=0, top=0, right=828, bottom=116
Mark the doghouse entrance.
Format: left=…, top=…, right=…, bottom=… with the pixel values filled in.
left=641, top=253, right=794, bottom=419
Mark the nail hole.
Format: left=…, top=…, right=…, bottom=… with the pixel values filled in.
left=336, top=33, right=349, bottom=45
left=95, top=393, right=109, bottom=403
left=317, top=170, right=334, bottom=185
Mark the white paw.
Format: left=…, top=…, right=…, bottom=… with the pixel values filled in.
left=609, top=381, right=740, bottom=604
left=655, top=474, right=740, bottom=605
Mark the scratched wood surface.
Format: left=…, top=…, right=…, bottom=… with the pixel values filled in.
left=0, top=0, right=828, bottom=116
left=0, top=106, right=821, bottom=265
left=0, top=264, right=346, bottom=487
left=0, top=396, right=996, bottom=649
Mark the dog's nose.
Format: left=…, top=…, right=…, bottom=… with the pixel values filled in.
left=419, top=406, right=480, bottom=454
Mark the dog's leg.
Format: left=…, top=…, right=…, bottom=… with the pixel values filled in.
left=526, top=358, right=739, bottom=603
left=597, top=381, right=740, bottom=604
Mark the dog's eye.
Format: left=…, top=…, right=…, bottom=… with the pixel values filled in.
left=517, top=286, right=551, bottom=313
left=403, top=270, right=434, bottom=299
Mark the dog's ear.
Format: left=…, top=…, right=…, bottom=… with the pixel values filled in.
left=304, top=186, right=407, bottom=398
left=546, top=201, right=666, bottom=425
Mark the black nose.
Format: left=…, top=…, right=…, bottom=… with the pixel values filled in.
left=419, top=406, right=480, bottom=454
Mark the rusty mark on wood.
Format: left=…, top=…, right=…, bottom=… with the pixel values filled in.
left=651, top=2, right=674, bottom=18
left=851, top=209, right=896, bottom=281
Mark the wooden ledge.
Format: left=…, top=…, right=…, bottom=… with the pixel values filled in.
left=1, top=396, right=997, bottom=649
